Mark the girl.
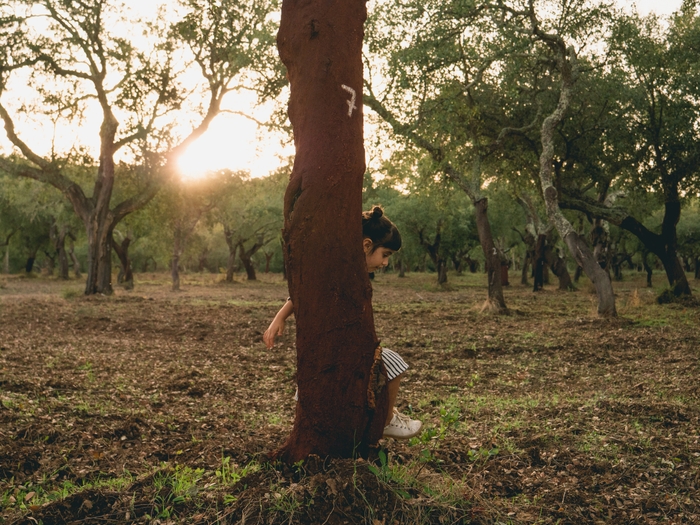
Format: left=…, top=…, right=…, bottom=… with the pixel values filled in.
left=263, top=206, right=422, bottom=440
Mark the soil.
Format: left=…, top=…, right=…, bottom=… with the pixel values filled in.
left=0, top=271, right=698, bottom=524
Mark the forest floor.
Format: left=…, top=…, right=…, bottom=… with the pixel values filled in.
left=0, top=270, right=698, bottom=525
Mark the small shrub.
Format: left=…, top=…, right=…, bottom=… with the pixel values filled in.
left=62, top=288, right=80, bottom=300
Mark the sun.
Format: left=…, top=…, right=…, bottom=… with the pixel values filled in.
left=177, top=113, right=284, bottom=180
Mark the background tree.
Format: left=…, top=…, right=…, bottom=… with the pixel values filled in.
left=214, top=169, right=285, bottom=282
left=559, top=4, right=700, bottom=299
left=0, top=0, right=281, bottom=294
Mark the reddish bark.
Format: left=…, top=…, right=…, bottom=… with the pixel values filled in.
left=276, top=0, right=387, bottom=463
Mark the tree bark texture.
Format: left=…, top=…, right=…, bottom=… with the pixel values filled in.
left=474, top=198, right=507, bottom=310
left=535, top=37, right=616, bottom=316
left=276, top=0, right=387, bottom=463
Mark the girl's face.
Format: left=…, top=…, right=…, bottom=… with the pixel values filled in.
left=363, top=238, right=395, bottom=272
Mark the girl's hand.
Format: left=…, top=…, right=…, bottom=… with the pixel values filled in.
left=263, top=318, right=285, bottom=349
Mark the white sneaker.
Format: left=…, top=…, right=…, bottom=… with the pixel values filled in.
left=383, top=409, right=422, bottom=440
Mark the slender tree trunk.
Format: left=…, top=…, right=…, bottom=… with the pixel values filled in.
left=84, top=216, right=114, bottom=295
left=275, top=0, right=386, bottom=463
left=224, top=227, right=237, bottom=282
left=3, top=245, right=9, bottom=274
left=239, top=250, right=257, bottom=281
left=473, top=198, right=507, bottom=310
left=533, top=234, right=546, bottom=292
left=536, top=40, right=616, bottom=316
left=50, top=224, right=70, bottom=280
left=44, top=250, right=56, bottom=276
left=521, top=255, right=529, bottom=285
left=437, top=259, right=447, bottom=284
left=171, top=233, right=182, bottom=292
left=68, top=237, right=81, bottom=278
left=25, top=247, right=37, bottom=273
left=111, top=237, right=134, bottom=290
left=264, top=252, right=273, bottom=273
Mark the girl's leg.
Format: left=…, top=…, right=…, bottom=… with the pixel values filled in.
left=386, top=373, right=404, bottom=425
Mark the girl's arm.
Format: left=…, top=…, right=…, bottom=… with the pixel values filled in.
left=263, top=299, right=294, bottom=349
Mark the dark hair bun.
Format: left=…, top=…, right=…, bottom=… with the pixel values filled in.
left=371, top=206, right=384, bottom=220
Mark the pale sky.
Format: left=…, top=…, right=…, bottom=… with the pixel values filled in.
left=0, top=0, right=685, bottom=180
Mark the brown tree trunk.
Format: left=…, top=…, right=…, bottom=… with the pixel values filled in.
left=84, top=215, right=114, bottom=295
left=68, top=236, right=81, bottom=278
left=474, top=198, right=507, bottom=311
left=224, top=227, right=237, bottom=282
left=239, top=249, right=257, bottom=281
left=43, top=249, right=56, bottom=276
left=238, top=240, right=261, bottom=281
left=25, top=246, right=38, bottom=273
left=3, top=245, right=9, bottom=274
left=171, top=234, right=182, bottom=292
left=50, top=224, right=70, bottom=280
left=533, top=234, right=546, bottom=292
left=535, top=35, right=616, bottom=316
left=418, top=225, right=447, bottom=285
left=275, top=0, right=387, bottom=463
left=264, top=252, right=273, bottom=273
left=437, top=259, right=447, bottom=284
left=111, top=236, right=134, bottom=290
left=544, top=246, right=574, bottom=291
left=694, top=256, right=699, bottom=280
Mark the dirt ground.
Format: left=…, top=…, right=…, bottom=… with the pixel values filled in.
left=0, top=270, right=698, bottom=524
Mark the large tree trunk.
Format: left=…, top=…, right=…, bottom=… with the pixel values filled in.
left=474, top=198, right=507, bottom=310
left=275, top=0, right=387, bottom=463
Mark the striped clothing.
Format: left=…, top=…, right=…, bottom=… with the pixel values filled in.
left=381, top=348, right=408, bottom=381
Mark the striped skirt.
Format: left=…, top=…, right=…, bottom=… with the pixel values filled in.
left=381, top=348, right=409, bottom=381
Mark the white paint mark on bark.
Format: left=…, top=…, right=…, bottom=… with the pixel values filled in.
left=341, top=84, right=357, bottom=117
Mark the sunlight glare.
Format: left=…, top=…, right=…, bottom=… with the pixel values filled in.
left=177, top=113, right=288, bottom=180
